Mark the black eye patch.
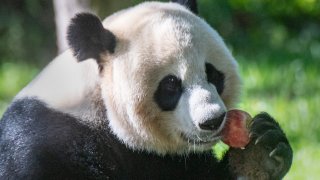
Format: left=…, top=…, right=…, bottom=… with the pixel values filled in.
left=205, top=63, right=225, bottom=95
left=154, top=75, right=183, bottom=111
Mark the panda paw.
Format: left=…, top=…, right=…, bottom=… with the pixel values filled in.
left=227, top=113, right=293, bottom=180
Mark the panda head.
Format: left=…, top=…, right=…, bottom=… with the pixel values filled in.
left=67, top=2, right=240, bottom=155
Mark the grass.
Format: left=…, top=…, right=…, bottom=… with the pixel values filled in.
left=0, top=49, right=319, bottom=179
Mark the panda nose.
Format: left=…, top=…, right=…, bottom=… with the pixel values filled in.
left=199, top=112, right=226, bottom=131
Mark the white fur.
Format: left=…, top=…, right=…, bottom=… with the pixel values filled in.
left=15, top=51, right=102, bottom=123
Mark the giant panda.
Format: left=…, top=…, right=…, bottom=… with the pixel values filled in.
left=0, top=1, right=292, bottom=179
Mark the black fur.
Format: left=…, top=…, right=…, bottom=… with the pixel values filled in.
left=0, top=100, right=293, bottom=179
left=154, top=75, right=183, bottom=111
left=205, top=63, right=225, bottom=95
left=0, top=98, right=231, bottom=179
left=171, top=0, right=198, bottom=14
left=67, top=13, right=116, bottom=62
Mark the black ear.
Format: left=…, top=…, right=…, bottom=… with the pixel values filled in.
left=171, top=0, right=198, bottom=14
left=67, top=13, right=116, bottom=62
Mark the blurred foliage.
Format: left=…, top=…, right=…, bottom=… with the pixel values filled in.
left=199, top=0, right=320, bottom=60
left=0, top=63, right=39, bottom=115
left=0, top=0, right=56, bottom=65
left=0, top=0, right=319, bottom=179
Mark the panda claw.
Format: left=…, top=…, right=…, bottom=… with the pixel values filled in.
left=253, top=129, right=282, bottom=150
left=269, top=142, right=292, bottom=159
left=254, top=136, right=262, bottom=145
left=269, top=148, right=277, bottom=157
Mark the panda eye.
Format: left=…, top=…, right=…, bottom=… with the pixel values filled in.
left=161, top=75, right=181, bottom=93
left=205, top=63, right=225, bottom=95
left=154, top=75, right=183, bottom=111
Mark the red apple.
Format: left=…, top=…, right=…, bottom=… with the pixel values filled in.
left=221, top=109, right=251, bottom=148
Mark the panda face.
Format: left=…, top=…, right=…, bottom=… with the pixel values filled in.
left=97, top=2, right=240, bottom=154
left=62, top=2, right=240, bottom=154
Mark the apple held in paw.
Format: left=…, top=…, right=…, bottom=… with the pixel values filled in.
left=221, top=109, right=252, bottom=148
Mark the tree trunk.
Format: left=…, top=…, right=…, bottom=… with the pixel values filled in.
left=53, top=0, right=91, bottom=54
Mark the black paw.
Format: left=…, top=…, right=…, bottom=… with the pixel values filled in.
left=227, top=113, right=293, bottom=180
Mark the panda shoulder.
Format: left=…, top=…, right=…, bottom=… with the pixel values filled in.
left=15, top=51, right=100, bottom=111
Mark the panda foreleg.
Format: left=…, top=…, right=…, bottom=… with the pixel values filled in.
left=224, top=112, right=293, bottom=179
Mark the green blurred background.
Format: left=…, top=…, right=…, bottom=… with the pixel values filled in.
left=0, top=0, right=319, bottom=179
